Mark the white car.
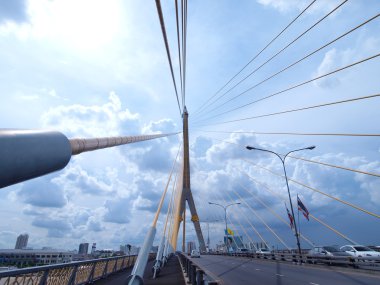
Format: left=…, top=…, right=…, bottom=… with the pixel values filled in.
left=190, top=250, right=200, bottom=258
left=340, top=245, right=380, bottom=259
left=256, top=248, right=271, bottom=255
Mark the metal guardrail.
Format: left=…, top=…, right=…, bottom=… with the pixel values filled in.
left=209, top=252, right=380, bottom=270
left=178, top=252, right=219, bottom=285
left=0, top=254, right=156, bottom=285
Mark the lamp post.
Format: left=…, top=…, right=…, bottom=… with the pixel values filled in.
left=245, top=145, right=315, bottom=257
left=208, top=202, right=240, bottom=252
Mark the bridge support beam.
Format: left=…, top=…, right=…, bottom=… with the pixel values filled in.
left=152, top=235, right=165, bottom=278
left=126, top=226, right=156, bottom=285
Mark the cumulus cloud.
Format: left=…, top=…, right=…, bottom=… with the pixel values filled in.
left=41, top=92, right=140, bottom=137
left=18, top=176, right=67, bottom=208
left=32, top=217, right=72, bottom=238
left=126, top=119, right=180, bottom=172
left=355, top=161, right=380, bottom=204
left=54, top=165, right=114, bottom=196
left=103, top=197, right=131, bottom=224
left=314, top=37, right=380, bottom=89
left=205, top=132, right=257, bottom=165
left=314, top=49, right=341, bottom=88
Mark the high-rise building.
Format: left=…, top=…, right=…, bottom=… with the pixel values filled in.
left=91, top=243, right=96, bottom=254
left=15, top=234, right=29, bottom=249
left=78, top=243, right=89, bottom=255
left=187, top=241, right=196, bottom=254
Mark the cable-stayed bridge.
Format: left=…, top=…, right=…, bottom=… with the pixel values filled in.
left=1, top=0, right=380, bottom=284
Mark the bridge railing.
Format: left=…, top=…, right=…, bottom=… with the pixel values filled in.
left=209, top=252, right=380, bottom=270
left=0, top=254, right=156, bottom=285
left=177, top=252, right=219, bottom=285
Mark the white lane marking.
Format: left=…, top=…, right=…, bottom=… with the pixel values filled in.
left=276, top=274, right=284, bottom=277
left=255, top=269, right=261, bottom=271
left=310, top=283, right=319, bottom=285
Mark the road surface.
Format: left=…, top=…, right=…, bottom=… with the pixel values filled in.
left=189, top=254, right=380, bottom=285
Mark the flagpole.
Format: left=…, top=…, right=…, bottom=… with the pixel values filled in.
left=297, top=194, right=301, bottom=249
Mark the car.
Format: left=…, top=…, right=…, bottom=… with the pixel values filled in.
left=307, top=246, right=351, bottom=264
left=340, top=245, right=380, bottom=260
left=190, top=250, right=200, bottom=258
left=236, top=248, right=249, bottom=253
left=307, top=246, right=352, bottom=264
left=256, top=248, right=271, bottom=254
left=308, top=246, right=351, bottom=257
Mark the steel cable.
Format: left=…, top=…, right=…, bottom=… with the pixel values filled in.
left=193, top=0, right=318, bottom=116
left=155, top=0, right=182, bottom=115
left=193, top=51, right=380, bottom=126
left=194, top=92, right=380, bottom=127
left=240, top=170, right=358, bottom=244
left=196, top=13, right=380, bottom=119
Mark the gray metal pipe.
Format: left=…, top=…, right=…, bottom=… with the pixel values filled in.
left=70, top=133, right=179, bottom=155
left=0, top=130, right=72, bottom=188
left=0, top=129, right=179, bottom=189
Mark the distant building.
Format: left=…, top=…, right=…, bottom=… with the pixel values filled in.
left=78, top=243, right=89, bottom=255
left=15, top=234, right=29, bottom=250
left=130, top=245, right=140, bottom=255
left=0, top=249, right=73, bottom=267
left=91, top=243, right=96, bottom=254
left=187, top=241, right=196, bottom=254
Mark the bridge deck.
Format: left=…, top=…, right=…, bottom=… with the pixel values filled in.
left=94, top=255, right=185, bottom=285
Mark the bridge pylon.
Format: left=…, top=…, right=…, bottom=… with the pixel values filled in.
left=171, top=106, right=206, bottom=252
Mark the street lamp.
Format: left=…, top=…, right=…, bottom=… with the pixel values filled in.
left=208, top=202, right=241, bottom=252
left=245, top=145, right=315, bottom=256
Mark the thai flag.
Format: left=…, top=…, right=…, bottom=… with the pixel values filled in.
left=285, top=204, right=294, bottom=229
left=297, top=196, right=310, bottom=221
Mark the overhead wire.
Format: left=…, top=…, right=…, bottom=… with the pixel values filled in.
left=243, top=159, right=380, bottom=219
left=195, top=0, right=348, bottom=117
left=175, top=0, right=183, bottom=104
left=152, top=142, right=181, bottom=227
left=217, top=190, right=269, bottom=248
left=193, top=130, right=380, bottom=138
left=228, top=187, right=290, bottom=249
left=219, top=192, right=259, bottom=250
left=160, top=160, right=179, bottom=248
left=155, top=0, right=182, bottom=115
left=199, top=135, right=380, bottom=178
left=237, top=181, right=315, bottom=247
left=182, top=0, right=188, bottom=106
left=195, top=92, right=380, bottom=127
left=196, top=13, right=380, bottom=119
left=193, top=0, right=317, bottom=116
left=193, top=52, right=380, bottom=126
left=240, top=170, right=358, bottom=245
left=211, top=191, right=243, bottom=250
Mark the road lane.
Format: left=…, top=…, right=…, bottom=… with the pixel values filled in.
left=189, top=255, right=380, bottom=285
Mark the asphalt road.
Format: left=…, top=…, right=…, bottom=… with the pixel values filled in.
left=189, top=255, right=380, bottom=285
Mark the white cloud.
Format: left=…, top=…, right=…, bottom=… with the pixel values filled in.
left=103, top=197, right=132, bottom=224
left=18, top=176, right=68, bottom=208
left=41, top=92, right=140, bottom=137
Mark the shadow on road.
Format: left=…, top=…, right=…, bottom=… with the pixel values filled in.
left=217, top=259, right=251, bottom=277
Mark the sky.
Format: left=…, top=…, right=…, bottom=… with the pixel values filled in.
left=0, top=0, right=380, bottom=252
